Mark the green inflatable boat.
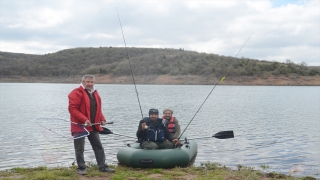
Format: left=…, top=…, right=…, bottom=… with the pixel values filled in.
left=117, top=138, right=198, bottom=168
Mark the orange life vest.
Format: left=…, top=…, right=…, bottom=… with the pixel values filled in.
left=163, top=116, right=175, bottom=133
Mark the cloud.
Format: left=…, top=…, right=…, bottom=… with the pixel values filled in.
left=0, top=0, right=319, bottom=66
left=7, top=8, right=71, bottom=29
left=0, top=39, right=69, bottom=55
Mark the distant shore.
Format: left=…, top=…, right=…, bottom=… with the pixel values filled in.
left=1, top=75, right=320, bottom=86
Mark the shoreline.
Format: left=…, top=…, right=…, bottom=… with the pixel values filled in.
left=1, top=74, right=320, bottom=86
left=0, top=163, right=317, bottom=180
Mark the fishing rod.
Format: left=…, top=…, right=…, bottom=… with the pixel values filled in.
left=178, top=34, right=253, bottom=140
left=54, top=117, right=114, bottom=126
left=70, top=121, right=114, bottom=126
left=116, top=7, right=144, bottom=119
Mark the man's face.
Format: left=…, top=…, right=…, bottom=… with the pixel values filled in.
left=83, top=78, right=94, bottom=90
left=163, top=111, right=172, bottom=120
left=149, top=113, right=158, bottom=121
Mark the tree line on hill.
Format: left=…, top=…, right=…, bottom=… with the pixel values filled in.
left=0, top=47, right=319, bottom=79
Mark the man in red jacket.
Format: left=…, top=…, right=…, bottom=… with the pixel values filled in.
left=68, top=74, right=114, bottom=175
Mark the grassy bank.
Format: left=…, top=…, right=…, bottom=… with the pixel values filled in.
left=0, top=162, right=316, bottom=180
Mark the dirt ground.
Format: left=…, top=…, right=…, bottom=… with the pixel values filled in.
left=1, top=74, right=320, bottom=86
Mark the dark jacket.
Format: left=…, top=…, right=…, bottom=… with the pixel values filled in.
left=136, top=117, right=174, bottom=142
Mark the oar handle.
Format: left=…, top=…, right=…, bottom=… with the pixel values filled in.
left=180, top=136, right=212, bottom=141
left=84, top=121, right=114, bottom=126
left=99, top=127, right=136, bottom=138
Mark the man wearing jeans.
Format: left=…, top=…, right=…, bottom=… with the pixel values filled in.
left=68, top=74, right=114, bottom=175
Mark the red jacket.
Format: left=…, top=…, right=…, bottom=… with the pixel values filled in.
left=68, top=86, right=105, bottom=133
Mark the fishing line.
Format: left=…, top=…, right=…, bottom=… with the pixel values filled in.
left=179, top=33, right=253, bottom=139
left=35, top=118, right=90, bottom=139
left=35, top=118, right=114, bottom=139
left=116, top=7, right=144, bottom=119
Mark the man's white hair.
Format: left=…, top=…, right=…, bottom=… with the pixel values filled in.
left=82, top=74, right=95, bottom=82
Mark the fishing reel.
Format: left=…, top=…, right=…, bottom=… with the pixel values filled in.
left=184, top=137, right=189, bottom=144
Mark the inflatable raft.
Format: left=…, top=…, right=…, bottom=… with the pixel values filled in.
left=117, top=138, right=198, bottom=168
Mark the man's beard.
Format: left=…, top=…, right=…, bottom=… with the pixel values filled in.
left=150, top=117, right=157, bottom=121
left=86, top=86, right=93, bottom=90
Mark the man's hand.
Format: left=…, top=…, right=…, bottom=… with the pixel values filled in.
left=84, top=119, right=92, bottom=126
left=101, top=120, right=106, bottom=126
left=172, top=139, right=180, bottom=145
left=142, top=123, right=148, bottom=130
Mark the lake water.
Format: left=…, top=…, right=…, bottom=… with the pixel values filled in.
left=0, top=83, right=319, bottom=178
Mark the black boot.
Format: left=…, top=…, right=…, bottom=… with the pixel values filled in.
left=99, top=165, right=115, bottom=173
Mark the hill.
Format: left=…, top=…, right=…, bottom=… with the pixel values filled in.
left=0, top=47, right=319, bottom=85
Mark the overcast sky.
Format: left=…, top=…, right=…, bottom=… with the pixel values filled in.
left=0, top=0, right=319, bottom=66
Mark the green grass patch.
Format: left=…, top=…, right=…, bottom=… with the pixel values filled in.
left=0, top=162, right=317, bottom=180
left=260, top=164, right=270, bottom=170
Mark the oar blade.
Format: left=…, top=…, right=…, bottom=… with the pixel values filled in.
left=212, top=131, right=234, bottom=139
left=99, top=127, right=113, bottom=134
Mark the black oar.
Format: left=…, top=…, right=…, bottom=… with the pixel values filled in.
left=99, top=127, right=136, bottom=139
left=212, top=130, right=234, bottom=139
left=99, top=127, right=113, bottom=134
left=182, top=131, right=234, bottom=141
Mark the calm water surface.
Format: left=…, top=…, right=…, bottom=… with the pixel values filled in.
left=0, top=83, right=319, bottom=178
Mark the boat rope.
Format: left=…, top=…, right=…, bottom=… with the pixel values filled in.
left=178, top=33, right=253, bottom=140
left=116, top=7, right=144, bottom=119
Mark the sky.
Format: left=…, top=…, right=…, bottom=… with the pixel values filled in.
left=0, top=0, right=319, bottom=66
